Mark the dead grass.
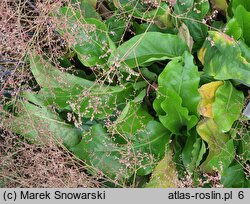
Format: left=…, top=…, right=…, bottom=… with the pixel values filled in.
left=0, top=129, right=100, bottom=187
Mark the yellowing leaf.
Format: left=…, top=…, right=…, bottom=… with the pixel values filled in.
left=198, top=81, right=224, bottom=117
left=146, top=149, right=178, bottom=188
left=213, top=32, right=234, bottom=45
left=212, top=0, right=228, bottom=12
left=85, top=0, right=97, bottom=8
left=200, top=31, right=250, bottom=86
left=178, top=23, right=194, bottom=52
left=198, top=47, right=206, bottom=65
left=196, top=118, right=229, bottom=173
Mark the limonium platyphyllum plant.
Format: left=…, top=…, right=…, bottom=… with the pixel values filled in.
left=0, top=0, right=249, bottom=187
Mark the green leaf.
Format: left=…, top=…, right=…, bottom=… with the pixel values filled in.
left=221, top=164, right=248, bottom=187
left=70, top=90, right=170, bottom=180
left=29, top=53, right=94, bottom=88
left=198, top=31, right=250, bottom=86
left=132, top=21, right=176, bottom=35
left=70, top=0, right=100, bottom=19
left=196, top=140, right=206, bottom=167
left=181, top=133, right=197, bottom=172
left=155, top=6, right=174, bottom=29
left=56, top=7, right=114, bottom=67
left=113, top=90, right=153, bottom=135
left=213, top=81, right=244, bottom=132
left=196, top=118, right=230, bottom=173
left=108, top=32, right=189, bottom=69
left=227, top=5, right=250, bottom=46
left=132, top=121, right=171, bottom=176
left=30, top=54, right=136, bottom=119
left=233, top=120, right=250, bottom=161
left=208, top=139, right=235, bottom=173
left=174, top=0, right=209, bottom=19
left=71, top=121, right=170, bottom=180
left=153, top=52, right=200, bottom=134
left=242, top=132, right=250, bottom=161
left=226, top=18, right=242, bottom=40
left=113, top=0, right=168, bottom=19
left=4, top=93, right=82, bottom=148
left=239, top=40, right=250, bottom=62
left=71, top=124, right=127, bottom=180
left=111, top=92, right=171, bottom=176
left=231, top=0, right=250, bottom=13
left=106, top=14, right=126, bottom=45
left=39, top=83, right=134, bottom=119
left=0, top=180, right=5, bottom=188
left=174, top=0, right=210, bottom=49
left=146, top=149, right=178, bottom=188
left=156, top=52, right=200, bottom=116
left=72, top=0, right=97, bottom=8
left=157, top=90, right=198, bottom=135
left=182, top=133, right=206, bottom=173
left=140, top=68, right=157, bottom=81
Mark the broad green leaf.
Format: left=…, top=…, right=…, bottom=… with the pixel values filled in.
left=113, top=90, right=153, bottom=135
left=192, top=138, right=206, bottom=169
left=146, top=149, right=178, bottom=188
left=155, top=52, right=200, bottom=116
left=239, top=40, right=250, bottom=62
left=208, top=139, right=235, bottom=173
left=171, top=137, right=186, bottom=178
left=174, top=0, right=210, bottom=49
left=234, top=120, right=250, bottom=161
left=132, top=121, right=171, bottom=176
left=227, top=5, right=250, bottom=46
left=221, top=164, right=248, bottom=187
left=108, top=32, right=189, bottom=69
left=56, top=7, right=114, bottom=67
left=157, top=90, right=198, bottom=135
left=132, top=21, right=176, bottom=35
left=106, top=14, right=126, bottom=45
left=213, top=81, right=244, bottom=132
left=30, top=54, right=136, bottom=119
left=70, top=0, right=100, bottom=18
left=110, top=91, right=171, bottom=176
left=155, top=6, right=174, bottom=29
left=226, top=18, right=242, bottom=40
left=153, top=52, right=199, bottom=134
left=198, top=31, right=250, bottom=86
left=231, top=0, right=250, bottom=13
left=82, top=0, right=97, bottom=8
left=113, top=0, right=167, bottom=19
left=29, top=53, right=94, bottom=88
left=242, top=130, right=250, bottom=161
left=181, top=133, right=197, bottom=172
left=39, top=84, right=134, bottom=119
left=140, top=68, right=158, bottom=81
left=71, top=124, right=128, bottom=180
left=196, top=140, right=206, bottom=167
left=4, top=93, right=82, bottom=148
left=196, top=118, right=229, bottom=173
left=198, top=81, right=224, bottom=118
left=71, top=121, right=170, bottom=180
left=182, top=133, right=206, bottom=173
